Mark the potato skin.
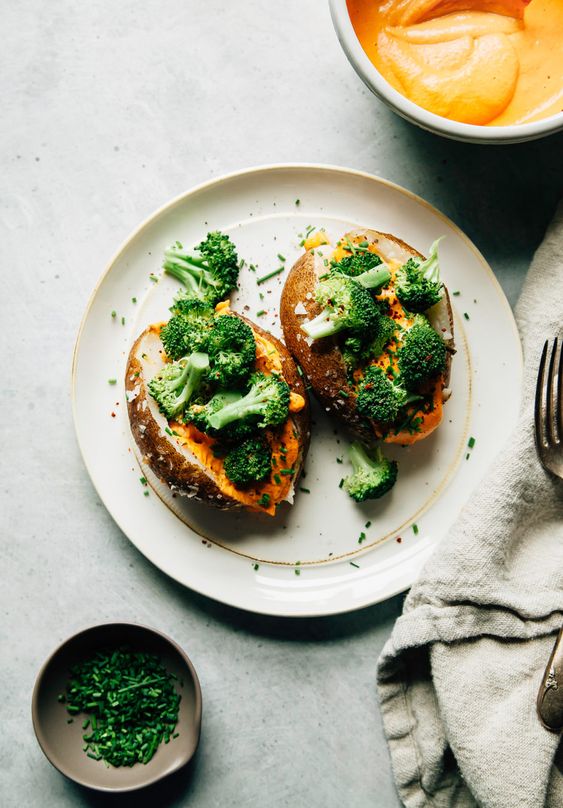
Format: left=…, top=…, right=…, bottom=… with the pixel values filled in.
left=125, top=314, right=310, bottom=512
left=280, top=229, right=455, bottom=444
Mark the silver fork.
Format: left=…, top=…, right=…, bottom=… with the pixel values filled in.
left=534, top=337, right=563, bottom=732
left=534, top=338, right=562, bottom=477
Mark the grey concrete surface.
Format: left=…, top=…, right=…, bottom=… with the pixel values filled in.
left=1, top=2, right=562, bottom=806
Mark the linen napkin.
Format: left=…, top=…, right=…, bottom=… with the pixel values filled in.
left=377, top=202, right=563, bottom=808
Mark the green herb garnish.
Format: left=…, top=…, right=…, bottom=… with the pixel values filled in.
left=61, top=647, right=181, bottom=767
left=256, top=267, right=284, bottom=285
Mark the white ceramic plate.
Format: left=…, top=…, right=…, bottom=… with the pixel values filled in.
left=73, top=164, right=522, bottom=617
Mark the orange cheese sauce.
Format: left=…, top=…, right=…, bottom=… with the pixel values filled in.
left=348, top=0, right=563, bottom=125
left=170, top=417, right=300, bottom=516
left=333, top=238, right=446, bottom=445
left=303, top=229, right=330, bottom=250
left=165, top=315, right=304, bottom=516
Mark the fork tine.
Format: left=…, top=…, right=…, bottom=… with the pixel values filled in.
left=535, top=340, right=548, bottom=450
left=547, top=338, right=559, bottom=444
left=556, top=339, right=562, bottom=443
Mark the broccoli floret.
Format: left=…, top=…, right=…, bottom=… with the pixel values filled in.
left=356, top=365, right=421, bottom=423
left=302, top=275, right=380, bottom=340
left=395, top=238, right=444, bottom=312
left=223, top=437, right=272, bottom=488
left=333, top=248, right=390, bottom=290
left=397, top=315, right=447, bottom=391
left=163, top=231, right=240, bottom=306
left=206, top=315, right=256, bottom=388
left=342, top=315, right=397, bottom=370
left=343, top=441, right=398, bottom=502
left=148, top=352, right=209, bottom=419
left=206, top=373, right=290, bottom=431
left=187, top=391, right=260, bottom=444
left=160, top=300, right=215, bottom=360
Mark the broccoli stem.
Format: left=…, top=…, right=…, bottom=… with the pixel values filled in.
left=354, top=266, right=391, bottom=290
left=349, top=441, right=383, bottom=474
left=302, top=308, right=342, bottom=339
left=208, top=387, right=268, bottom=430
left=165, top=246, right=208, bottom=269
left=175, top=352, right=209, bottom=412
left=419, top=237, right=444, bottom=285
left=163, top=248, right=221, bottom=293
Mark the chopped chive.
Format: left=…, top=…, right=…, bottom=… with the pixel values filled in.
left=253, top=563, right=259, bottom=571
left=121, top=316, right=125, bottom=325
left=468, top=436, right=476, bottom=449
left=350, top=562, right=360, bottom=568
left=165, top=427, right=172, bottom=435
left=256, top=309, right=266, bottom=317
left=452, top=291, right=461, bottom=296
left=256, top=267, right=284, bottom=285
left=336, top=457, right=343, bottom=464
left=299, top=487, right=310, bottom=494
left=257, top=493, right=271, bottom=508
left=273, top=473, right=281, bottom=485
left=143, top=490, right=149, bottom=496
left=338, top=478, right=344, bottom=488
left=111, top=310, right=117, bottom=319
left=464, top=312, right=470, bottom=320
left=358, top=532, right=366, bottom=544
left=277, top=253, right=286, bottom=262
left=466, top=453, right=470, bottom=460
left=149, top=273, right=159, bottom=283
left=294, top=568, right=301, bottom=575
left=108, top=378, right=117, bottom=385
left=295, top=199, right=300, bottom=206
left=338, top=390, right=349, bottom=398
left=140, top=477, right=147, bottom=486
left=280, top=468, right=294, bottom=476
left=131, top=297, right=137, bottom=304
left=59, top=647, right=181, bottom=767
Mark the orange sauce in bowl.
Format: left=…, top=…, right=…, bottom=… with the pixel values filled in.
left=348, top=0, right=563, bottom=125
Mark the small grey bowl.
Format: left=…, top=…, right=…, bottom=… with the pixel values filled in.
left=32, top=622, right=202, bottom=793
left=329, top=0, right=563, bottom=144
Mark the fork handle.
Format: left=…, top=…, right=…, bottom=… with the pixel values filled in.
left=537, top=626, right=563, bottom=732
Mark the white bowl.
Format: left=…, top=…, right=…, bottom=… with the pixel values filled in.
left=329, top=0, right=563, bottom=144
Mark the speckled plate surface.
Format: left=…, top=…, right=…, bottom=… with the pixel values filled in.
left=72, top=164, right=522, bottom=616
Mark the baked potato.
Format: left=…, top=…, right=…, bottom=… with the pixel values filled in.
left=126, top=309, right=310, bottom=516
left=280, top=228, right=455, bottom=446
